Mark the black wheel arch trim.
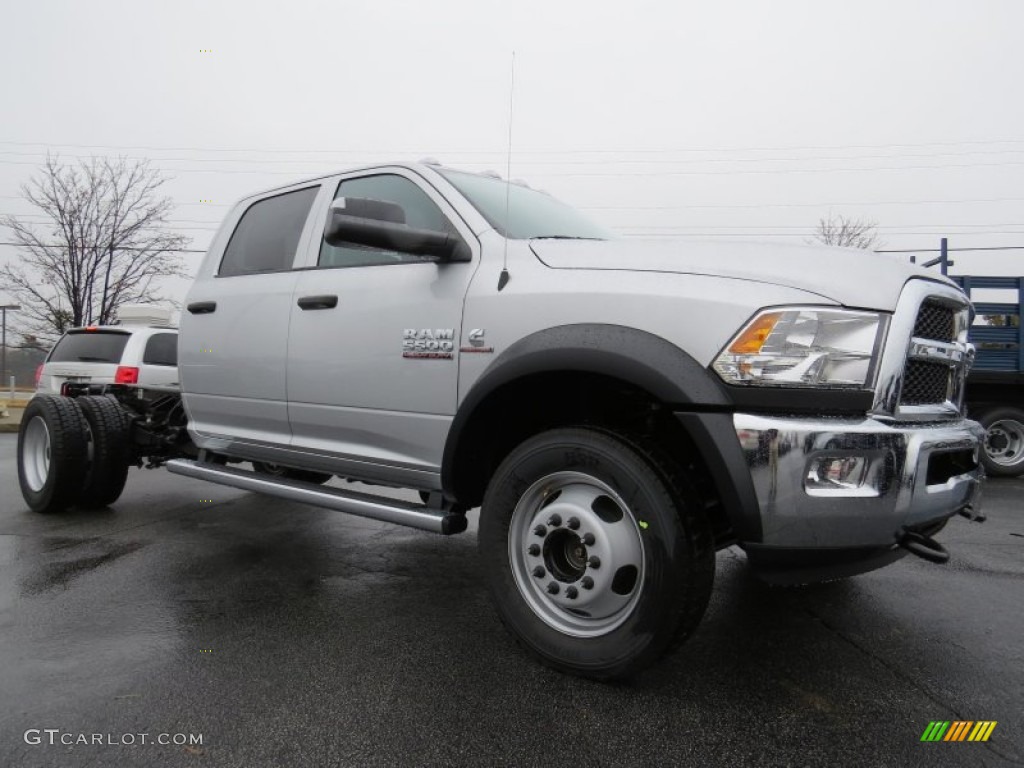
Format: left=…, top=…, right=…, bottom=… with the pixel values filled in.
left=674, top=412, right=762, bottom=543
left=441, top=324, right=763, bottom=534
left=450, top=322, right=732, bottom=414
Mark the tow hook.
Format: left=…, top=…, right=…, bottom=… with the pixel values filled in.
left=958, top=504, right=987, bottom=523
left=899, top=530, right=950, bottom=564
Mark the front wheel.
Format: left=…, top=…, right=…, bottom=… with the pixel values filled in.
left=478, top=427, right=715, bottom=680
left=978, top=407, right=1024, bottom=477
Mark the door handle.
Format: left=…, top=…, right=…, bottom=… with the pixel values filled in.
left=297, top=295, right=338, bottom=310
left=187, top=301, right=217, bottom=314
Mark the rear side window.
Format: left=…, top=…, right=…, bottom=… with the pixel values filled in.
left=48, top=331, right=130, bottom=363
left=219, top=186, right=319, bottom=276
left=142, top=333, right=178, bottom=366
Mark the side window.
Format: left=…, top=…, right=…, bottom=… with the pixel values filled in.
left=142, top=333, right=178, bottom=366
left=318, top=174, right=456, bottom=268
left=219, top=186, right=319, bottom=276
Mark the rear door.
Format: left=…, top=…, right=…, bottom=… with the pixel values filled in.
left=285, top=170, right=478, bottom=481
left=39, top=329, right=131, bottom=393
left=179, top=183, right=324, bottom=445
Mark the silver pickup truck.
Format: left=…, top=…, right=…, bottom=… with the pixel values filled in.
left=17, top=162, right=985, bottom=679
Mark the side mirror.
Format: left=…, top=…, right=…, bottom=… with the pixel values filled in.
left=323, top=198, right=471, bottom=263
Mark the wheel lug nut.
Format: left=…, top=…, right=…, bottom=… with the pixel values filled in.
left=527, top=544, right=540, bottom=556
left=547, top=513, right=562, bottom=527
left=533, top=525, right=547, bottom=537
left=588, top=556, right=601, bottom=569
left=567, top=516, right=580, bottom=530
left=581, top=576, right=594, bottom=590
left=582, top=532, right=595, bottom=546
left=565, top=586, right=578, bottom=599
left=546, top=581, right=560, bottom=595
left=532, top=566, right=546, bottom=578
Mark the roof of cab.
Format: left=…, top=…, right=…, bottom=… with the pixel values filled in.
left=233, top=161, right=439, bottom=207
left=228, top=161, right=516, bottom=209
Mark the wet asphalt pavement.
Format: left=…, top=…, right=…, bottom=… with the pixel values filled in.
left=0, top=432, right=1021, bottom=767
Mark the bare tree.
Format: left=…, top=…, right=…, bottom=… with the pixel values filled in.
left=1, top=155, right=188, bottom=342
left=18, top=333, right=48, bottom=351
left=811, top=213, right=881, bottom=250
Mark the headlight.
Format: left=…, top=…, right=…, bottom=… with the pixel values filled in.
left=713, top=308, right=884, bottom=388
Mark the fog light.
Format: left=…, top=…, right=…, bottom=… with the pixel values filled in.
left=806, top=456, right=870, bottom=493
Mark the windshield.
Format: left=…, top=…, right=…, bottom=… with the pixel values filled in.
left=437, top=168, right=612, bottom=240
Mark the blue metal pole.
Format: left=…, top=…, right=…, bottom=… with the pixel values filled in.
left=1018, top=276, right=1024, bottom=373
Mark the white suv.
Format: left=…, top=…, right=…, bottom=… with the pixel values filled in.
left=37, top=311, right=178, bottom=395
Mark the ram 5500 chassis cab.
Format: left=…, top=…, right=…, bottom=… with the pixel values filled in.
left=18, top=163, right=986, bottom=679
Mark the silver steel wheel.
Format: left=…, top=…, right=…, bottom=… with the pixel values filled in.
left=508, top=471, right=645, bottom=638
left=22, top=415, right=51, bottom=492
left=984, top=419, right=1024, bottom=469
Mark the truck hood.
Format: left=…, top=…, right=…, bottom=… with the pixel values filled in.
left=530, top=238, right=957, bottom=310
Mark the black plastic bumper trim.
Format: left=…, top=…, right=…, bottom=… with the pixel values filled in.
left=723, top=384, right=874, bottom=415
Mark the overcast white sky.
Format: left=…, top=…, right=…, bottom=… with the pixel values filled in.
left=1, top=0, right=1022, bottom=313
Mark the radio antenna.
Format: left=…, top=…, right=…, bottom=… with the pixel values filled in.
left=498, top=51, right=515, bottom=292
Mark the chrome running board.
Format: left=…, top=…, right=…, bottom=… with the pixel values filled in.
left=165, top=459, right=467, bottom=535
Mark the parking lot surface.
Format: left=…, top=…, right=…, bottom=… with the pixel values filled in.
left=0, top=433, right=1020, bottom=767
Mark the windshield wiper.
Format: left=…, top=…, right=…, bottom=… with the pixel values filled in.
left=531, top=235, right=606, bottom=241
left=76, top=356, right=111, bottom=362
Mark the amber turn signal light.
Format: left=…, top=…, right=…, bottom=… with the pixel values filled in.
left=728, top=312, right=782, bottom=355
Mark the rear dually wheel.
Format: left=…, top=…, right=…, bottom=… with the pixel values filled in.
left=76, top=395, right=133, bottom=508
left=17, top=395, right=90, bottom=514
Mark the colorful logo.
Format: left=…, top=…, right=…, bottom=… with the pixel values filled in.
left=921, top=721, right=997, bottom=742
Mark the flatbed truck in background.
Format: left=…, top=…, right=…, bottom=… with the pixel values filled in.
left=954, top=274, right=1024, bottom=476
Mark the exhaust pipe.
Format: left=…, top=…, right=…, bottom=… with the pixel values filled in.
left=166, top=459, right=467, bottom=535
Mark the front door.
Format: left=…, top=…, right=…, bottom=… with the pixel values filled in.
left=286, top=170, right=478, bottom=480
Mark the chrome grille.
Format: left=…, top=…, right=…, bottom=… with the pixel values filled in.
left=912, top=301, right=956, bottom=343
left=900, top=360, right=952, bottom=405
left=871, top=281, right=973, bottom=420
left=897, top=296, right=970, bottom=412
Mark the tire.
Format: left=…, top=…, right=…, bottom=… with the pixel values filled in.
left=77, top=395, right=133, bottom=508
left=17, top=395, right=90, bottom=514
left=978, top=407, right=1024, bottom=477
left=252, top=462, right=332, bottom=485
left=478, top=427, right=715, bottom=680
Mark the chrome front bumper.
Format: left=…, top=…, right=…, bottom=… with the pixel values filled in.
left=733, top=413, right=985, bottom=549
